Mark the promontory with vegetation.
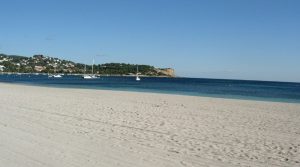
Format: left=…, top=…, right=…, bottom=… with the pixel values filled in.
left=0, top=54, right=175, bottom=77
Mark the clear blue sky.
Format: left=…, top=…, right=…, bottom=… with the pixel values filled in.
left=0, top=0, right=300, bottom=82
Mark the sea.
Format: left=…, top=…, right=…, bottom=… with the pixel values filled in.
left=1, top=74, right=300, bottom=103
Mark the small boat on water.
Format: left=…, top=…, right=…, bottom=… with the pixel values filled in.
left=82, top=57, right=99, bottom=79
left=48, top=65, right=62, bottom=78
left=48, top=74, right=62, bottom=78
left=136, top=65, right=141, bottom=81
left=82, top=74, right=97, bottom=79
left=82, top=74, right=92, bottom=79
left=136, top=75, right=140, bottom=81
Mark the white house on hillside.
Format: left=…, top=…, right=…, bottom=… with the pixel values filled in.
left=0, top=65, right=5, bottom=71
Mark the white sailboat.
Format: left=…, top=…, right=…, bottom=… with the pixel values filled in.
left=52, top=74, right=62, bottom=78
left=82, top=58, right=98, bottom=79
left=136, top=65, right=141, bottom=81
left=90, top=57, right=97, bottom=78
left=82, top=64, right=91, bottom=79
left=82, top=75, right=93, bottom=79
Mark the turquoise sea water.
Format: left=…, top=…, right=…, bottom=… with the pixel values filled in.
left=1, top=74, right=300, bottom=103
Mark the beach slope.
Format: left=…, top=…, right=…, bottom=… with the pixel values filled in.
left=0, top=83, right=299, bottom=167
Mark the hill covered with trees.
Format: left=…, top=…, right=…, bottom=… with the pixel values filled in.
left=0, top=54, right=175, bottom=77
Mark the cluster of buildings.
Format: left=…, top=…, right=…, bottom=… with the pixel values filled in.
left=0, top=55, right=8, bottom=71
left=0, top=54, right=77, bottom=73
left=34, top=55, right=76, bottom=72
left=0, top=54, right=175, bottom=77
left=0, top=65, right=5, bottom=71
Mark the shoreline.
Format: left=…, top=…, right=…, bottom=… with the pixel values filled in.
left=1, top=83, right=300, bottom=167
left=2, top=81, right=300, bottom=104
left=2, top=72, right=300, bottom=84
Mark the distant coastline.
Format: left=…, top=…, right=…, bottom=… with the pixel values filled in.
left=0, top=53, right=175, bottom=77
left=0, top=72, right=175, bottom=78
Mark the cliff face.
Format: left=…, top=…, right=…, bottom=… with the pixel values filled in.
left=155, top=68, right=175, bottom=77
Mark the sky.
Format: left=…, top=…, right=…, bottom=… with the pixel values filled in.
left=0, top=0, right=300, bottom=82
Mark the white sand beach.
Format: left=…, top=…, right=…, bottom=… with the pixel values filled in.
left=0, top=83, right=299, bottom=167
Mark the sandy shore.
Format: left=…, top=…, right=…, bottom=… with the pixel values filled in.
left=0, top=83, right=299, bottom=167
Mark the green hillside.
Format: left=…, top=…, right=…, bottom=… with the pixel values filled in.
left=0, top=54, right=174, bottom=77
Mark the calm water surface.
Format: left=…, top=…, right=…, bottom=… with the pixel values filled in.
left=1, top=74, right=300, bottom=103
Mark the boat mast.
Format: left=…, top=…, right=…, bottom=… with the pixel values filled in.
left=92, top=57, right=95, bottom=75
left=136, top=65, right=141, bottom=81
